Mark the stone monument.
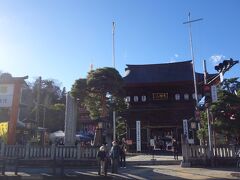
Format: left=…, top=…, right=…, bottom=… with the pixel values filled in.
left=64, top=92, right=77, bottom=145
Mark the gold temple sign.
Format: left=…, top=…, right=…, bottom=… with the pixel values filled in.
left=152, top=93, right=168, bottom=100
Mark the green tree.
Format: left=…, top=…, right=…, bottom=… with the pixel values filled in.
left=197, top=112, right=209, bottom=145
left=72, top=67, right=126, bottom=120
left=197, top=78, right=240, bottom=145
left=44, top=103, right=65, bottom=132
left=29, top=78, right=66, bottom=132
left=210, top=78, right=240, bottom=143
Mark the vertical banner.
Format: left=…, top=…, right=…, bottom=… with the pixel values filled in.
left=183, top=119, right=189, bottom=143
left=136, top=120, right=141, bottom=152
left=211, top=85, right=218, bottom=103
left=220, top=72, right=224, bottom=82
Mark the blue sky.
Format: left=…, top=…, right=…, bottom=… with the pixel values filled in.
left=0, top=0, right=239, bottom=91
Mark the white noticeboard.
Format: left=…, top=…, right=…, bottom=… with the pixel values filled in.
left=136, top=120, right=141, bottom=152
left=0, top=84, right=14, bottom=108
left=211, top=85, right=218, bottom=103
left=183, top=119, right=189, bottom=142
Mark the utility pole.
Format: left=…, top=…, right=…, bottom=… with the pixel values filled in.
left=203, top=60, right=213, bottom=154
left=183, top=13, right=203, bottom=106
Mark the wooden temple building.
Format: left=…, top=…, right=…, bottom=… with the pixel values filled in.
left=123, top=60, right=217, bottom=152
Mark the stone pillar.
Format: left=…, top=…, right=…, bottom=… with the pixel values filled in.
left=181, top=134, right=191, bottom=167
left=64, top=93, right=77, bottom=146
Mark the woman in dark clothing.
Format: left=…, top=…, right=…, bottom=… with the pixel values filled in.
left=172, top=138, right=179, bottom=160
left=97, top=145, right=107, bottom=176
left=119, top=138, right=126, bottom=168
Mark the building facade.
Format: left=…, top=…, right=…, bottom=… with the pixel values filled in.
left=123, top=61, right=216, bottom=152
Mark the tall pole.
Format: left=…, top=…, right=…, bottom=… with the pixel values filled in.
left=112, top=21, right=116, bottom=141
left=203, top=60, right=212, bottom=153
left=183, top=13, right=203, bottom=105
left=112, top=21, right=116, bottom=68
left=35, top=76, right=41, bottom=126
left=113, top=111, right=116, bottom=141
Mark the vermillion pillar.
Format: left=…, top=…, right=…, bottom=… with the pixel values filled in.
left=0, top=73, right=28, bottom=145
left=7, top=81, right=21, bottom=144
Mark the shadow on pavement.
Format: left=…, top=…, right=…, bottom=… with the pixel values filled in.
left=1, top=165, right=239, bottom=180
left=0, top=166, right=185, bottom=180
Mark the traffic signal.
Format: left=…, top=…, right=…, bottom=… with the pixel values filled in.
left=214, top=58, right=239, bottom=74
left=203, top=84, right=211, bottom=107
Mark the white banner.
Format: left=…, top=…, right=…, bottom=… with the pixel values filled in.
left=136, top=120, right=141, bottom=152
left=183, top=119, right=189, bottom=141
left=211, top=85, right=218, bottom=103
left=0, top=84, right=14, bottom=107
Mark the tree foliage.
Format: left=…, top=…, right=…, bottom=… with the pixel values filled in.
left=71, top=67, right=126, bottom=120
left=197, top=78, right=240, bottom=144
left=197, top=112, right=209, bottom=145
left=211, top=78, right=240, bottom=142
left=27, top=78, right=66, bottom=132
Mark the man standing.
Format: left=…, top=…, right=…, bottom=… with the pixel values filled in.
left=109, top=141, right=120, bottom=173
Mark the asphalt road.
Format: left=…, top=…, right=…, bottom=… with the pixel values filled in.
left=1, top=165, right=240, bottom=180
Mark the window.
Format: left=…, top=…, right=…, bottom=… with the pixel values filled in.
left=184, top=93, right=189, bottom=100
left=141, top=95, right=146, bottom=102
left=125, top=96, right=131, bottom=102
left=175, top=94, right=180, bottom=101
left=134, top=96, right=139, bottom=102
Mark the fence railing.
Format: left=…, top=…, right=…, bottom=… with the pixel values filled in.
left=0, top=142, right=98, bottom=160
left=181, top=142, right=240, bottom=167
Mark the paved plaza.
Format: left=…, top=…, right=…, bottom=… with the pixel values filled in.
left=0, top=155, right=239, bottom=180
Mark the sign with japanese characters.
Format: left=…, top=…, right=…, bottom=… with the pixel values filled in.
left=136, top=120, right=141, bottom=152
left=183, top=119, right=189, bottom=141
left=211, top=85, right=218, bottom=103
left=152, top=93, right=168, bottom=100
left=0, top=84, right=14, bottom=107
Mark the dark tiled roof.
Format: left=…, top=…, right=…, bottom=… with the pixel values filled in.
left=123, top=61, right=206, bottom=84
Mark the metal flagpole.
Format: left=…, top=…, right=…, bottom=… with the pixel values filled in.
left=112, top=21, right=116, bottom=141
left=112, top=22, right=116, bottom=68
left=183, top=13, right=203, bottom=106
left=183, top=13, right=203, bottom=146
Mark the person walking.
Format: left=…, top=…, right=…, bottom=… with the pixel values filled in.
left=172, top=138, right=179, bottom=160
left=109, top=141, right=120, bottom=173
left=119, top=138, right=127, bottom=168
left=97, top=143, right=108, bottom=176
